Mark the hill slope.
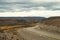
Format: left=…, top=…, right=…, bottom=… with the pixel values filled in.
left=39, top=16, right=60, bottom=33
left=0, top=17, right=45, bottom=30
left=42, top=16, right=60, bottom=26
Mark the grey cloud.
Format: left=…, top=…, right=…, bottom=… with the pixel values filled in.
left=0, top=0, right=31, bottom=3
left=0, top=1, right=60, bottom=12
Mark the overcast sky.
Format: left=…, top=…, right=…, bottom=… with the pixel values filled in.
left=0, top=0, right=60, bottom=17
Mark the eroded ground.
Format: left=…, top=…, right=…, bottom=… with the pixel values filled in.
left=0, top=25, right=60, bottom=40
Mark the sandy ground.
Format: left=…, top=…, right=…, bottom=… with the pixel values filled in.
left=0, top=25, right=60, bottom=40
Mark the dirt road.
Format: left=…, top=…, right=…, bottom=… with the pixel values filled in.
left=17, top=25, right=60, bottom=40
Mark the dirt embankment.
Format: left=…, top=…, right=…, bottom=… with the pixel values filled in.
left=39, top=16, right=60, bottom=33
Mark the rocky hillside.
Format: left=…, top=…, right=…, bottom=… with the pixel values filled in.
left=39, top=16, right=60, bottom=33
left=42, top=16, right=60, bottom=26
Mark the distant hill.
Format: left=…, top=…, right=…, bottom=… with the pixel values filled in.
left=0, top=17, right=45, bottom=26
left=0, top=17, right=45, bottom=20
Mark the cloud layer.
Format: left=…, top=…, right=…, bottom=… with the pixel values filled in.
left=0, top=0, right=60, bottom=12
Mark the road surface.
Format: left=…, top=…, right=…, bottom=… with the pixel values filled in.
left=16, top=25, right=60, bottom=40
